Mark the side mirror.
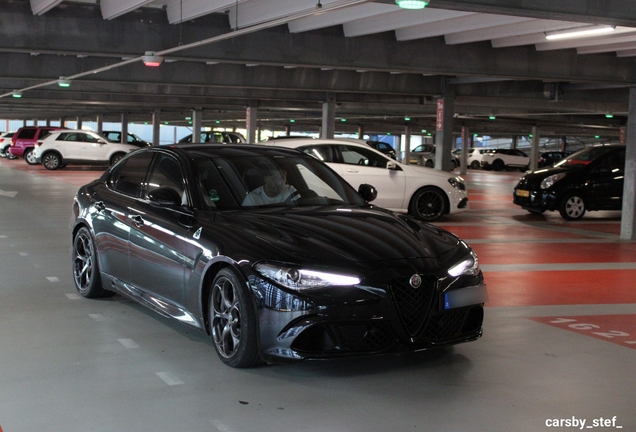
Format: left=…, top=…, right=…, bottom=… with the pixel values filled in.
left=358, top=183, right=377, bottom=202
left=387, top=161, right=399, bottom=170
left=148, top=187, right=182, bottom=207
left=97, top=140, right=107, bottom=144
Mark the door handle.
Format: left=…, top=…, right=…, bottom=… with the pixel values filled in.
left=346, top=169, right=360, bottom=173
left=128, top=214, right=144, bottom=227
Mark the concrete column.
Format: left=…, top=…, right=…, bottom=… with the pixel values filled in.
left=152, top=109, right=161, bottom=146
left=512, top=136, right=518, bottom=149
left=404, top=125, right=411, bottom=165
left=357, top=124, right=365, bottom=140
left=96, top=115, right=103, bottom=135
left=76, top=117, right=82, bottom=130
left=245, top=101, right=257, bottom=143
left=192, top=109, right=203, bottom=143
left=434, top=81, right=455, bottom=172
left=121, top=113, right=129, bottom=144
left=460, top=126, right=468, bottom=175
left=285, top=125, right=291, bottom=136
left=321, top=97, right=336, bottom=139
left=620, top=87, right=636, bottom=240
left=60, top=118, right=65, bottom=128
left=530, top=126, right=540, bottom=172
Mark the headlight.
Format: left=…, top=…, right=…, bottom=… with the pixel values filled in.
left=540, top=173, right=566, bottom=189
left=448, top=176, right=466, bottom=191
left=254, top=262, right=361, bottom=291
left=448, top=250, right=480, bottom=277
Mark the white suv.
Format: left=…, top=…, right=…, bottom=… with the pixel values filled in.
left=263, top=138, right=469, bottom=222
left=33, top=130, right=139, bottom=170
left=480, top=148, right=530, bottom=171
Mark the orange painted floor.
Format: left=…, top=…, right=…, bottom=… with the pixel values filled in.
left=439, top=169, right=633, bottom=308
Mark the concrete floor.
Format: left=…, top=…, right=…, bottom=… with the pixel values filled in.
left=1, top=157, right=634, bottom=432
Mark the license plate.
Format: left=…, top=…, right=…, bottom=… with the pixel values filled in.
left=516, top=189, right=530, bottom=197
left=444, top=285, right=488, bottom=309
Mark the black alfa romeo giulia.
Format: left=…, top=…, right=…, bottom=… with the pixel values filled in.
left=71, top=144, right=487, bottom=368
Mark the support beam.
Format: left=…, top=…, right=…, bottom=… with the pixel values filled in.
left=434, top=82, right=455, bottom=172
left=530, top=126, right=540, bottom=172
left=620, top=87, right=636, bottom=240
left=121, top=113, right=129, bottom=144
left=246, top=101, right=258, bottom=143
left=30, top=0, right=62, bottom=15
left=460, top=126, right=468, bottom=175
left=96, top=114, right=103, bottom=135
left=192, top=109, right=203, bottom=143
left=152, top=109, right=161, bottom=146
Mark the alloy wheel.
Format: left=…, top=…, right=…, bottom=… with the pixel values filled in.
left=211, top=276, right=242, bottom=359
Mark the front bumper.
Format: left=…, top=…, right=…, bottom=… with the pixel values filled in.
left=513, top=187, right=558, bottom=211
left=248, top=269, right=486, bottom=363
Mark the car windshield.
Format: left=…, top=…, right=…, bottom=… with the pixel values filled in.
left=554, top=146, right=615, bottom=168
left=193, top=153, right=367, bottom=210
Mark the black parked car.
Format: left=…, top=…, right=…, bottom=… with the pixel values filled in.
left=366, top=140, right=397, bottom=159
left=513, top=145, right=625, bottom=220
left=537, top=151, right=571, bottom=168
left=71, top=144, right=486, bottom=368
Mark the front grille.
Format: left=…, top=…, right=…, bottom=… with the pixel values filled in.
left=420, top=306, right=483, bottom=341
left=388, top=275, right=436, bottom=337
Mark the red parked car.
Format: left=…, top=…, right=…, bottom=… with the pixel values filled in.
left=10, top=126, right=65, bottom=164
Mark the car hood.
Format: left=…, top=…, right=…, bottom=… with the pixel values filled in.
left=404, top=164, right=456, bottom=181
left=208, top=206, right=460, bottom=265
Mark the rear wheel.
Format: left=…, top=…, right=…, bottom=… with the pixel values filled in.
left=424, top=159, right=434, bottom=168
left=209, top=268, right=262, bottom=368
left=470, top=160, right=480, bottom=169
left=24, top=148, right=38, bottom=165
left=42, top=153, right=61, bottom=170
left=409, top=187, right=447, bottom=222
left=110, top=153, right=126, bottom=165
left=559, top=192, right=586, bottom=220
left=492, top=159, right=505, bottom=171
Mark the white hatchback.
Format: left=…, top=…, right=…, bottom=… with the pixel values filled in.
left=33, top=130, right=140, bottom=170
left=263, top=138, right=468, bottom=222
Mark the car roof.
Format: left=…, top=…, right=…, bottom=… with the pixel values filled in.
left=162, top=143, right=306, bottom=159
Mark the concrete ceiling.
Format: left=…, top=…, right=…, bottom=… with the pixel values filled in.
left=1, top=0, right=635, bottom=138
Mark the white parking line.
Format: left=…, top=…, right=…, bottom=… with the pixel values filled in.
left=88, top=313, right=106, bottom=322
left=118, top=338, right=140, bottom=349
left=156, top=372, right=184, bottom=386
left=19, top=252, right=29, bottom=256
left=65, top=293, right=81, bottom=300
left=47, top=276, right=60, bottom=282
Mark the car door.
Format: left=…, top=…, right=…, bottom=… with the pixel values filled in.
left=510, top=149, right=529, bottom=167
left=79, top=132, right=109, bottom=162
left=93, top=151, right=155, bottom=282
left=127, top=152, right=192, bottom=306
left=57, top=132, right=84, bottom=160
left=334, top=144, right=407, bottom=209
left=588, top=148, right=625, bottom=210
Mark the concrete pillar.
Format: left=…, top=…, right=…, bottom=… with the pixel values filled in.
left=192, top=109, right=203, bottom=143
left=530, top=126, right=540, bottom=172
left=96, top=115, right=103, bottom=135
left=512, top=136, right=518, bottom=149
left=60, top=118, right=65, bottom=128
left=357, top=125, right=365, bottom=140
left=620, top=87, right=636, bottom=240
left=434, top=81, right=455, bottom=172
left=404, top=125, right=411, bottom=165
left=460, top=126, right=468, bottom=175
left=76, top=117, right=82, bottom=130
left=121, top=113, right=129, bottom=144
left=246, top=101, right=257, bottom=143
left=152, top=109, right=161, bottom=146
left=561, top=136, right=568, bottom=152
left=321, top=97, right=336, bottom=139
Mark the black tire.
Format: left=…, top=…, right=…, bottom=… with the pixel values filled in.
left=409, top=186, right=448, bottom=222
left=470, top=160, right=481, bottom=169
left=492, top=159, right=505, bottom=171
left=110, top=153, right=125, bottom=165
left=72, top=226, right=110, bottom=298
left=424, top=159, right=434, bottom=168
left=559, top=192, right=586, bottom=220
left=24, top=148, right=38, bottom=165
left=42, top=152, right=62, bottom=170
left=209, top=268, right=262, bottom=368
left=0, top=144, right=9, bottom=158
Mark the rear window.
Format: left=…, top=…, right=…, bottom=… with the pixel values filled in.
left=17, top=129, right=37, bottom=139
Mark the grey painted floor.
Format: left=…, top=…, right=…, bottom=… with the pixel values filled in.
left=0, top=159, right=634, bottom=432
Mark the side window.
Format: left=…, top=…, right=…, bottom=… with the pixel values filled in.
left=194, top=159, right=238, bottom=210
left=338, top=145, right=388, bottom=168
left=79, top=133, right=99, bottom=143
left=299, top=145, right=334, bottom=163
left=18, top=129, right=37, bottom=139
left=146, top=154, right=187, bottom=204
left=63, top=133, right=79, bottom=142
left=108, top=152, right=153, bottom=197
left=39, top=129, right=54, bottom=140
left=56, top=133, right=71, bottom=141
left=603, top=150, right=626, bottom=172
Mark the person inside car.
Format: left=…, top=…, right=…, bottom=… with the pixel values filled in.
left=242, top=167, right=296, bottom=206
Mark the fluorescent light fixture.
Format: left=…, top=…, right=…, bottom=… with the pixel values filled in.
left=396, top=0, right=428, bottom=9
left=605, top=114, right=614, bottom=118
left=12, top=90, right=22, bottom=98
left=489, top=115, right=496, bottom=120
left=545, top=25, right=615, bottom=40
left=58, top=77, right=71, bottom=88
left=142, top=51, right=163, bottom=67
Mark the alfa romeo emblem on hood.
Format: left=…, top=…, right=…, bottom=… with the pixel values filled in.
left=409, top=274, right=422, bottom=288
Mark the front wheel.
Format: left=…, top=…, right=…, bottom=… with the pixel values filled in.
left=470, top=161, right=480, bottom=169
left=42, top=153, right=62, bottom=170
left=559, top=192, right=586, bottom=220
left=24, top=148, right=38, bottom=165
left=209, top=268, right=262, bottom=368
left=424, top=159, right=434, bottom=168
left=110, top=153, right=125, bottom=165
left=72, top=227, right=111, bottom=298
left=409, top=187, right=448, bottom=222
left=492, top=159, right=505, bottom=171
